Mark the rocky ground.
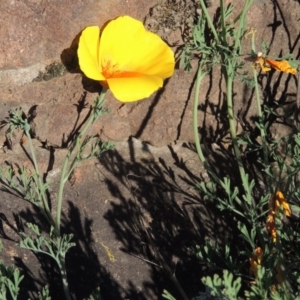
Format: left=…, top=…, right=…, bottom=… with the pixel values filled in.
left=0, top=0, right=299, bottom=299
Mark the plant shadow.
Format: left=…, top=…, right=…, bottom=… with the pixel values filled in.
left=98, top=138, right=237, bottom=299
left=0, top=192, right=126, bottom=300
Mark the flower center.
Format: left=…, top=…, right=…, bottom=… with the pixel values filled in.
left=102, top=60, right=120, bottom=79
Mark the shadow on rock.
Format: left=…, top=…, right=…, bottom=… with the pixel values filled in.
left=0, top=192, right=126, bottom=300
left=99, top=137, right=234, bottom=299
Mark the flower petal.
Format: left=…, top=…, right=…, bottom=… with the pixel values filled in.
left=256, top=55, right=298, bottom=75
left=99, top=16, right=174, bottom=79
left=249, top=247, right=263, bottom=278
left=274, top=191, right=291, bottom=216
left=266, top=58, right=297, bottom=75
left=78, top=26, right=105, bottom=81
left=107, top=75, right=163, bottom=102
left=256, top=57, right=271, bottom=73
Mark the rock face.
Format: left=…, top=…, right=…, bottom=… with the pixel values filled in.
left=0, top=0, right=156, bottom=69
left=0, top=0, right=299, bottom=299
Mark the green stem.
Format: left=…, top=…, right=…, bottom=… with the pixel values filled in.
left=193, top=64, right=237, bottom=194
left=220, top=0, right=227, bottom=45
left=198, top=0, right=219, bottom=43
left=226, top=77, right=239, bottom=156
left=224, top=0, right=253, bottom=201
left=226, top=73, right=251, bottom=200
left=57, top=254, right=71, bottom=300
left=233, top=0, right=253, bottom=53
left=56, top=89, right=107, bottom=235
left=193, top=66, right=208, bottom=164
left=193, top=64, right=223, bottom=180
left=252, top=67, right=272, bottom=190
left=26, top=131, right=54, bottom=226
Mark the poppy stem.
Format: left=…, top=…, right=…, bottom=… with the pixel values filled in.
left=252, top=66, right=272, bottom=192
left=193, top=65, right=207, bottom=165
left=198, top=0, right=219, bottom=43
left=24, top=126, right=56, bottom=230
left=56, top=89, right=107, bottom=236
left=193, top=63, right=237, bottom=193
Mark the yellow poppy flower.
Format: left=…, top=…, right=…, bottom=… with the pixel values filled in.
left=77, top=16, right=175, bottom=102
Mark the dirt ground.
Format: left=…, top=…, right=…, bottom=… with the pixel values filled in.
left=0, top=0, right=299, bottom=299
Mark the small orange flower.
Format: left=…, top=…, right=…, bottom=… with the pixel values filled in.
left=255, top=53, right=297, bottom=75
left=266, top=213, right=277, bottom=242
left=249, top=247, right=263, bottom=278
left=270, top=191, right=291, bottom=217
left=266, top=191, right=291, bottom=242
